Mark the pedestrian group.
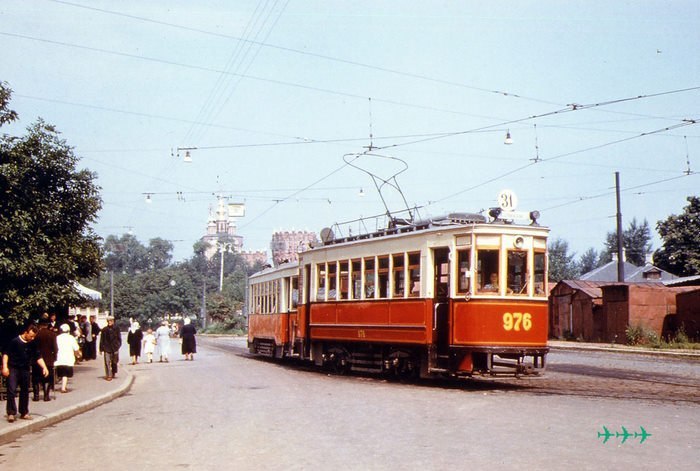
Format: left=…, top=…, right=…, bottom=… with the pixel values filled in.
left=2, top=314, right=197, bottom=423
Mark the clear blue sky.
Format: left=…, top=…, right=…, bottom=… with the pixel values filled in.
left=2, top=1, right=699, bottom=261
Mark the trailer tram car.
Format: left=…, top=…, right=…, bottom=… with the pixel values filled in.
left=247, top=211, right=549, bottom=378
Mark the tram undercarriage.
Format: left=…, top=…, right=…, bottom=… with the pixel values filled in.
left=303, top=341, right=547, bottom=379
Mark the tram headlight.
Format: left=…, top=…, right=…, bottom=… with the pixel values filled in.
left=529, top=210, right=540, bottom=225
left=489, top=207, right=502, bottom=220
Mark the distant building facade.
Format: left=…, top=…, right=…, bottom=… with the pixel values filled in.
left=270, top=230, right=318, bottom=267
left=200, top=196, right=267, bottom=266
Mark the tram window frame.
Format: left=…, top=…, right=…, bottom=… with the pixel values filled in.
left=407, top=252, right=421, bottom=297
left=351, top=259, right=362, bottom=300
left=316, top=263, right=327, bottom=301
left=339, top=261, right=349, bottom=300
left=392, top=253, right=405, bottom=297
left=507, top=250, right=528, bottom=295
left=328, top=261, right=338, bottom=300
left=534, top=250, right=546, bottom=296
left=364, top=256, right=376, bottom=299
left=378, top=256, right=389, bottom=298
left=456, top=249, right=471, bottom=295
left=477, top=249, right=500, bottom=294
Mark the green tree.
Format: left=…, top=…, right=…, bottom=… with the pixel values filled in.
left=548, top=238, right=580, bottom=282
left=578, top=247, right=601, bottom=275
left=147, top=237, right=174, bottom=270
left=654, top=196, right=700, bottom=276
left=0, top=83, right=102, bottom=324
left=103, top=233, right=148, bottom=274
left=601, top=218, right=652, bottom=266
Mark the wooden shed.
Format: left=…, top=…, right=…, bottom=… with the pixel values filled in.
left=549, top=281, right=696, bottom=342
left=549, top=280, right=610, bottom=341
left=675, top=288, right=700, bottom=340
left=601, top=284, right=697, bottom=342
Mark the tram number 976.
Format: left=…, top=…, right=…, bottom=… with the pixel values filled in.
left=502, top=312, right=532, bottom=332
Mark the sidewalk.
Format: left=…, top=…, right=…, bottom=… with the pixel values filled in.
left=548, top=340, right=700, bottom=359
left=0, top=355, right=133, bottom=446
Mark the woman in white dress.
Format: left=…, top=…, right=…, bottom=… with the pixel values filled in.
left=155, top=321, right=171, bottom=362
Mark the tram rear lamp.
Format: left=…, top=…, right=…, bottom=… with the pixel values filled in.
left=514, top=236, right=524, bottom=249
left=529, top=210, right=540, bottom=225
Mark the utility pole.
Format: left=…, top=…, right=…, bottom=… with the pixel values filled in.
left=615, top=172, right=625, bottom=282
left=219, top=242, right=230, bottom=292
left=110, top=271, right=114, bottom=317
left=200, top=279, right=207, bottom=329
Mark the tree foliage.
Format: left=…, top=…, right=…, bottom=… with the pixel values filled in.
left=578, top=247, right=601, bottom=275
left=0, top=83, right=102, bottom=325
left=654, top=196, right=700, bottom=276
left=548, top=238, right=580, bottom=282
left=103, top=234, right=174, bottom=273
left=90, top=236, right=262, bottom=330
left=601, top=218, right=652, bottom=266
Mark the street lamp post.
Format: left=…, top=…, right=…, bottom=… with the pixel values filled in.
left=219, top=242, right=231, bottom=292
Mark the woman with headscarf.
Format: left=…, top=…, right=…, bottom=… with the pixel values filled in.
left=55, top=324, right=80, bottom=393
left=155, top=320, right=171, bottom=362
left=126, top=321, right=143, bottom=365
left=179, top=317, right=197, bottom=361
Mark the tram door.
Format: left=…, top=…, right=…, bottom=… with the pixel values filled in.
left=432, top=248, right=450, bottom=359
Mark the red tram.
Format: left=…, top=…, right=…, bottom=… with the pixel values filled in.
left=247, top=210, right=549, bottom=378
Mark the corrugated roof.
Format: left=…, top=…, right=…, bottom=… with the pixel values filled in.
left=580, top=260, right=678, bottom=282
left=554, top=280, right=613, bottom=299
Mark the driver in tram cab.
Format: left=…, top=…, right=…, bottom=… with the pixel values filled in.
left=482, top=273, right=499, bottom=292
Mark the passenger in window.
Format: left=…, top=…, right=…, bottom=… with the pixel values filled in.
left=482, top=273, right=499, bottom=292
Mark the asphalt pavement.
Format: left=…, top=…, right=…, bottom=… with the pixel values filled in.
left=1, top=336, right=697, bottom=446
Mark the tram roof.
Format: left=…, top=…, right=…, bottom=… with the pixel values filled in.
left=312, top=212, right=548, bottom=250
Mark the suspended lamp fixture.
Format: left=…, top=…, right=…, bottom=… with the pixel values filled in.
left=504, top=130, right=513, bottom=145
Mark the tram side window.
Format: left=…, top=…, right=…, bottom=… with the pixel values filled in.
left=392, top=253, right=405, bottom=297
left=252, top=285, right=259, bottom=313
left=328, top=262, right=337, bottom=300
left=378, top=256, right=389, bottom=298
left=457, top=249, right=471, bottom=295
left=316, top=263, right=326, bottom=300
left=478, top=249, right=499, bottom=293
left=352, top=259, right=362, bottom=299
left=291, top=276, right=299, bottom=309
left=272, top=279, right=279, bottom=312
left=262, top=282, right=268, bottom=314
left=507, top=250, right=528, bottom=295
left=339, top=261, right=349, bottom=300
left=408, top=252, right=420, bottom=297
left=364, top=257, right=375, bottom=299
left=534, top=251, right=546, bottom=295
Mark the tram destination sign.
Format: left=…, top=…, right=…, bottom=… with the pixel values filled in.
left=498, top=210, right=530, bottom=221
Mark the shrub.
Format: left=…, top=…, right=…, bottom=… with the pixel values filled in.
left=626, top=324, right=660, bottom=347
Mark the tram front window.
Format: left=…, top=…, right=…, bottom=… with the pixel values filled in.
left=508, top=250, right=528, bottom=295
left=477, top=249, right=499, bottom=293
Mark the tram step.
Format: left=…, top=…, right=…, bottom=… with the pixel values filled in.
left=352, top=366, right=383, bottom=373
left=428, top=367, right=449, bottom=374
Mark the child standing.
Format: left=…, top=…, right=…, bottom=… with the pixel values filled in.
left=142, top=328, right=156, bottom=363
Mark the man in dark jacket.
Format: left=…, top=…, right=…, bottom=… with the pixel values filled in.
left=33, top=316, right=58, bottom=401
left=84, top=314, right=101, bottom=360
left=2, top=324, right=49, bottom=423
left=99, top=316, right=121, bottom=381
